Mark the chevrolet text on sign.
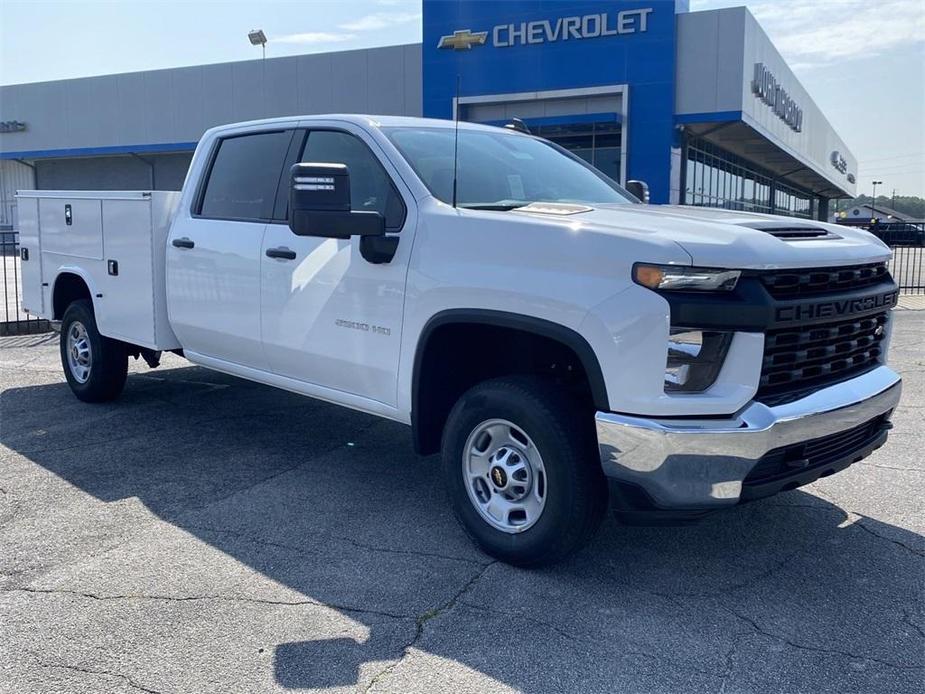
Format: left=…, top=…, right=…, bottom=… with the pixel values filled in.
left=438, top=8, right=653, bottom=50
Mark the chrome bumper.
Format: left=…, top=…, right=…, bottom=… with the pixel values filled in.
left=595, top=366, right=902, bottom=510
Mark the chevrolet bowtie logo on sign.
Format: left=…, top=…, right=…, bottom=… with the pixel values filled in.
left=438, top=29, right=489, bottom=50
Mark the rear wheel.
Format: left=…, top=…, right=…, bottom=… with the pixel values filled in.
left=60, top=300, right=127, bottom=402
left=442, top=376, right=607, bottom=567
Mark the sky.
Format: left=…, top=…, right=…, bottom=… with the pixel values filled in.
left=1, top=0, right=923, bottom=196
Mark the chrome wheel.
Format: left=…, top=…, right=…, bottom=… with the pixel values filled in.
left=463, top=418, right=547, bottom=534
left=66, top=320, right=92, bottom=383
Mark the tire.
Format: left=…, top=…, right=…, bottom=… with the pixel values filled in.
left=60, top=299, right=128, bottom=403
left=441, top=376, right=607, bottom=567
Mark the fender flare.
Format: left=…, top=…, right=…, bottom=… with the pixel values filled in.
left=411, top=309, right=610, bottom=452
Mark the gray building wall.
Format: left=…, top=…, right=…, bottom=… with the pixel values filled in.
left=33, top=152, right=193, bottom=192
left=0, top=43, right=422, bottom=157
left=676, top=7, right=857, bottom=197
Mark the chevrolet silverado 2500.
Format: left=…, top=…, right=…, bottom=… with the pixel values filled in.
left=17, top=115, right=902, bottom=566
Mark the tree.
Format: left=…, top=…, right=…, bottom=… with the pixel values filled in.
left=835, top=195, right=925, bottom=220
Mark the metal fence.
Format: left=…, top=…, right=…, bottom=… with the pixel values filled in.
left=864, top=223, right=925, bottom=296
left=888, top=244, right=924, bottom=295
left=1, top=230, right=49, bottom=336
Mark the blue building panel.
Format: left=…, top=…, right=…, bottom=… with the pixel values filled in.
left=422, top=0, right=685, bottom=203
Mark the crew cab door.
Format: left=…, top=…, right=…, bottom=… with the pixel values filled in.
left=259, top=125, right=413, bottom=407
left=167, top=128, right=294, bottom=369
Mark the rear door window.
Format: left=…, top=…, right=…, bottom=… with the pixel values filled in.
left=199, top=130, right=293, bottom=221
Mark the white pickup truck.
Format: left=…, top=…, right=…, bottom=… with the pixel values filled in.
left=17, top=115, right=902, bottom=566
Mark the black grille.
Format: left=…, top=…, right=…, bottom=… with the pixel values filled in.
left=744, top=414, right=889, bottom=487
left=758, top=312, right=888, bottom=398
left=758, top=262, right=890, bottom=299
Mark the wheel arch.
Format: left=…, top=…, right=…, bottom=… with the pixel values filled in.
left=51, top=268, right=99, bottom=320
left=411, top=309, right=609, bottom=456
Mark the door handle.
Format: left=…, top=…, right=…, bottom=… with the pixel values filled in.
left=172, top=237, right=195, bottom=249
left=266, top=247, right=297, bottom=260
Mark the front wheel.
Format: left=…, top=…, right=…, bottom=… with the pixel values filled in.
left=441, top=376, right=607, bottom=567
left=60, top=300, right=127, bottom=402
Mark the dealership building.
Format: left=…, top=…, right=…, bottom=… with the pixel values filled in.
left=0, top=0, right=858, bottom=229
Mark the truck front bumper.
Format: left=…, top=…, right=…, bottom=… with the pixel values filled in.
left=595, top=366, right=901, bottom=519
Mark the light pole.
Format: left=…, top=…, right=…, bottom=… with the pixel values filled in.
left=248, top=30, right=268, bottom=112
left=248, top=29, right=267, bottom=60
left=871, top=180, right=882, bottom=221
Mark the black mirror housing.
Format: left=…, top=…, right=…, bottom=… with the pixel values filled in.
left=288, top=162, right=385, bottom=239
left=626, top=179, right=650, bottom=204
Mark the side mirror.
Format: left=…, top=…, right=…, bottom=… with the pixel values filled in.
left=626, top=180, right=650, bottom=204
left=288, top=163, right=385, bottom=239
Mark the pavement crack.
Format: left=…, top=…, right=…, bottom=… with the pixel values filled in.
left=181, top=524, right=323, bottom=558
left=855, top=519, right=925, bottom=558
left=712, top=550, right=804, bottom=597
left=856, top=461, right=922, bottom=473
left=717, top=631, right=753, bottom=694
left=311, top=532, right=486, bottom=566
left=903, top=611, right=925, bottom=640
left=12, top=586, right=414, bottom=621
left=456, top=596, right=718, bottom=679
left=30, top=653, right=161, bottom=694
left=458, top=597, right=593, bottom=646
left=364, top=561, right=497, bottom=692
left=184, top=523, right=485, bottom=566
left=786, top=493, right=925, bottom=557
left=723, top=606, right=924, bottom=670
left=608, top=550, right=804, bottom=601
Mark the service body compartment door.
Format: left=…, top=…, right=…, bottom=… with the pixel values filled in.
left=38, top=198, right=103, bottom=259
left=16, top=196, right=43, bottom=316
left=96, top=199, right=157, bottom=346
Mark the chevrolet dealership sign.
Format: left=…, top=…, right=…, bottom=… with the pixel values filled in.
left=0, top=120, right=27, bottom=133
left=751, top=63, right=803, bottom=132
left=438, top=8, right=653, bottom=50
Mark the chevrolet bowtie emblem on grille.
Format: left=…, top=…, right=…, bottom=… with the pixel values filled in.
left=438, top=29, right=488, bottom=50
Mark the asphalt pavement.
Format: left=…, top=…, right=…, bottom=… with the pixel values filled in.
left=1, top=311, right=923, bottom=693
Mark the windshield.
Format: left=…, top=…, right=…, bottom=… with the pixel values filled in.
left=383, top=126, right=635, bottom=209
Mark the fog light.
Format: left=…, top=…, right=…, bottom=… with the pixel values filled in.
left=665, top=329, right=732, bottom=392
left=665, top=362, right=691, bottom=387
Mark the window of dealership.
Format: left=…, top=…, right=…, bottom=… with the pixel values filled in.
left=536, top=121, right=623, bottom=185
left=683, top=138, right=816, bottom=219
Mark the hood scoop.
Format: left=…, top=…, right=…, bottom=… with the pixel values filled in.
left=513, top=202, right=593, bottom=216
left=737, top=221, right=840, bottom=240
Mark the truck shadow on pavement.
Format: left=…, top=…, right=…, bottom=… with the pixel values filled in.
left=3, top=363, right=923, bottom=692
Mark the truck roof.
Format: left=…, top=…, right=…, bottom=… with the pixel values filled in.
left=206, top=114, right=516, bottom=135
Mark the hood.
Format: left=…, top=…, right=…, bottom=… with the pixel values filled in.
left=523, top=204, right=891, bottom=270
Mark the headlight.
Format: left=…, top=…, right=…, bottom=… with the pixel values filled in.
left=665, top=329, right=732, bottom=392
left=634, top=264, right=741, bottom=292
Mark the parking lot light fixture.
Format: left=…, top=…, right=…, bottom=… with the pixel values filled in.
left=871, top=180, right=883, bottom=221
left=248, top=29, right=267, bottom=60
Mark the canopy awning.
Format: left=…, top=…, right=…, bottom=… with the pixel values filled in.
left=678, top=116, right=853, bottom=199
